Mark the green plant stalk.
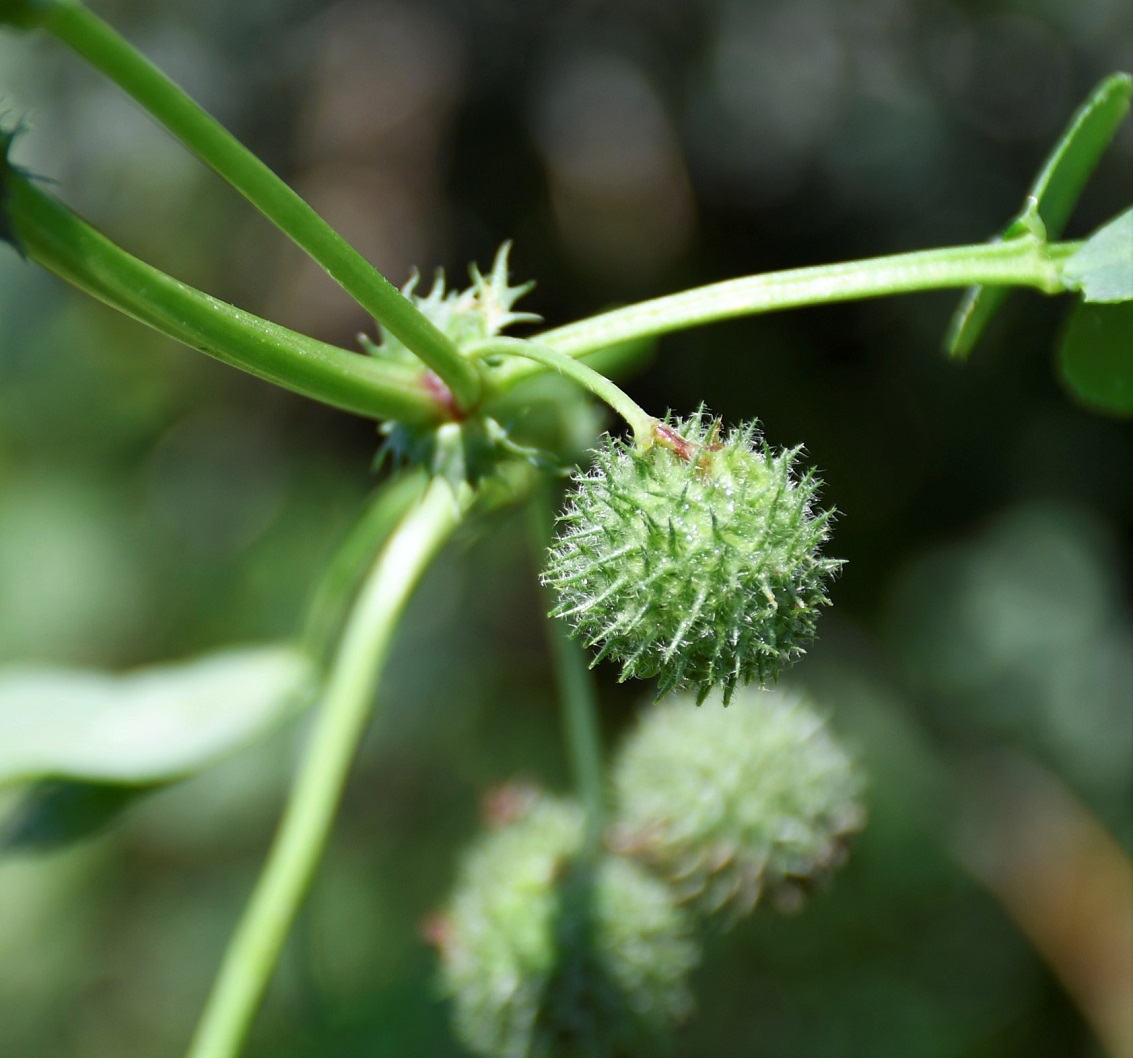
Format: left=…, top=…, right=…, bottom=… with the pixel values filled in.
left=530, top=489, right=606, bottom=854
left=548, top=602, right=607, bottom=856
left=470, top=336, right=656, bottom=445
left=301, top=469, right=429, bottom=666
left=186, top=476, right=472, bottom=1058
left=6, top=177, right=444, bottom=424
left=491, top=237, right=1083, bottom=389
left=34, top=0, right=481, bottom=410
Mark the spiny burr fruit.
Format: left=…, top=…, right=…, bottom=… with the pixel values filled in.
left=543, top=411, right=841, bottom=704
left=610, top=686, right=865, bottom=921
left=432, top=790, right=699, bottom=1058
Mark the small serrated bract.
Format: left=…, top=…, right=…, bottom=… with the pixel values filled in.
left=361, top=242, right=540, bottom=365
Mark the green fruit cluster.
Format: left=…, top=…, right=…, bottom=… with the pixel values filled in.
left=435, top=793, right=698, bottom=1058
left=436, top=690, right=864, bottom=1056
left=544, top=412, right=842, bottom=703
left=611, top=686, right=866, bottom=919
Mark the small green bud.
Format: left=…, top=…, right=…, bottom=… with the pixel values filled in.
left=434, top=791, right=699, bottom=1058
left=543, top=412, right=841, bottom=704
left=611, top=687, right=865, bottom=920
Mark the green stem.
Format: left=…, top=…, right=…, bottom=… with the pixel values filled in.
left=470, top=336, right=656, bottom=446
left=530, top=489, right=606, bottom=854
left=301, top=469, right=429, bottom=666
left=492, top=237, right=1081, bottom=388
left=185, top=476, right=471, bottom=1058
left=549, top=607, right=607, bottom=857
left=7, top=176, right=444, bottom=424
left=36, top=0, right=481, bottom=410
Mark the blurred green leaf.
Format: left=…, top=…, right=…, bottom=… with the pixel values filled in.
left=945, top=285, right=1007, bottom=363
left=945, top=72, right=1133, bottom=359
left=1059, top=301, right=1133, bottom=417
left=1024, top=75, right=1132, bottom=239
left=0, top=644, right=316, bottom=784
left=1, top=780, right=155, bottom=853
left=0, top=122, right=26, bottom=256
left=1061, top=209, right=1133, bottom=303
left=0, top=0, right=54, bottom=31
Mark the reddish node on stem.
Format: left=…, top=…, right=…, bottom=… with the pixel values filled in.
left=653, top=422, right=695, bottom=460
left=653, top=420, right=723, bottom=469
left=482, top=781, right=540, bottom=829
left=423, top=370, right=466, bottom=420
left=419, top=911, right=453, bottom=952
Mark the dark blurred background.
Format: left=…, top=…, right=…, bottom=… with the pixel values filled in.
left=1, top=0, right=1130, bottom=1055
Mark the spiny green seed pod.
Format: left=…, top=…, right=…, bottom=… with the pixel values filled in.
left=434, top=791, right=699, bottom=1058
left=611, top=687, right=865, bottom=921
left=543, top=412, right=841, bottom=704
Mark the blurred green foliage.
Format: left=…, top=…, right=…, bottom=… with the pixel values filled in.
left=1, top=0, right=1130, bottom=1055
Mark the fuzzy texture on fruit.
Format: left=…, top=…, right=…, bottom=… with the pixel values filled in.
left=543, top=412, right=841, bottom=704
left=435, top=793, right=699, bottom=1058
left=611, top=687, right=865, bottom=921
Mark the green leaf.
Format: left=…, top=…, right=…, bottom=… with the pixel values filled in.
left=0, top=644, right=316, bottom=785
left=0, top=0, right=54, bottom=30
left=2, top=780, right=154, bottom=852
left=1059, top=301, right=1133, bottom=417
left=946, top=72, right=1133, bottom=359
left=945, top=283, right=1008, bottom=361
left=0, top=123, right=28, bottom=256
left=1027, top=77, right=1132, bottom=237
left=1061, top=209, right=1133, bottom=303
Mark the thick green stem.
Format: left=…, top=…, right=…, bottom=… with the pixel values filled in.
left=471, top=336, right=656, bottom=446
left=6, top=177, right=444, bottom=424
left=35, top=0, right=481, bottom=410
left=491, top=237, right=1081, bottom=389
left=530, top=490, right=606, bottom=854
left=185, top=477, right=470, bottom=1058
left=301, top=470, right=429, bottom=666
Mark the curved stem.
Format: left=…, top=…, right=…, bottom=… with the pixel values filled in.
left=34, top=0, right=481, bottom=410
left=301, top=470, right=429, bottom=666
left=471, top=336, right=656, bottom=446
left=6, top=176, right=444, bottom=424
left=490, top=237, right=1081, bottom=389
left=185, top=476, right=471, bottom=1058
